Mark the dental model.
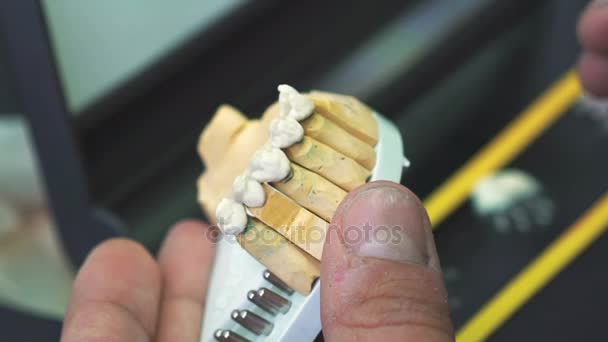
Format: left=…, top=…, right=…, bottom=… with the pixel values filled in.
left=197, top=85, right=408, bottom=342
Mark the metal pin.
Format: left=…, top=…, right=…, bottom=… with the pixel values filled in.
left=214, top=329, right=250, bottom=342
left=248, top=290, right=277, bottom=315
left=231, top=309, right=273, bottom=336
left=257, top=287, right=291, bottom=314
left=263, top=270, right=294, bottom=295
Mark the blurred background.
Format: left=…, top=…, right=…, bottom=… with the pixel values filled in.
left=1, top=0, right=605, bottom=340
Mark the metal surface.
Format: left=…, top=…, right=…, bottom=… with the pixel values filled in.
left=256, top=289, right=291, bottom=315
left=231, top=310, right=273, bottom=336
left=214, top=329, right=251, bottom=342
left=246, top=290, right=278, bottom=316
left=263, top=270, right=294, bottom=295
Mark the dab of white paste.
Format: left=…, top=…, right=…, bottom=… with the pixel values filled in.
left=215, top=197, right=248, bottom=235
left=232, top=172, right=265, bottom=208
left=214, top=84, right=313, bottom=235
left=278, top=84, right=314, bottom=121
left=269, top=116, right=304, bottom=148
left=248, top=144, right=291, bottom=183
left=472, top=169, right=541, bottom=216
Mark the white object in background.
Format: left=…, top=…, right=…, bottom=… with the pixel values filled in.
left=471, top=169, right=555, bottom=234
left=0, top=117, right=74, bottom=319
left=581, top=93, right=608, bottom=114
left=0, top=117, right=44, bottom=206
left=580, top=94, right=608, bottom=129
left=201, top=112, right=407, bottom=342
left=471, top=169, right=541, bottom=216
left=0, top=116, right=43, bottom=239
left=0, top=199, right=19, bottom=237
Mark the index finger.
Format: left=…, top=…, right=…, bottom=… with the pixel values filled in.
left=156, top=220, right=217, bottom=342
left=61, top=239, right=162, bottom=342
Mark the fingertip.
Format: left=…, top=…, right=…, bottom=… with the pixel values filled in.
left=87, top=237, right=154, bottom=260
left=351, top=180, right=420, bottom=199
left=333, top=181, right=424, bottom=223
left=159, top=219, right=216, bottom=262
left=156, top=220, right=216, bottom=341
left=158, top=219, right=216, bottom=292
left=578, top=3, right=608, bottom=56
left=579, top=52, right=608, bottom=97
left=170, top=218, right=211, bottom=232
left=321, top=181, right=452, bottom=341
left=79, top=238, right=161, bottom=290
left=64, top=238, right=161, bottom=340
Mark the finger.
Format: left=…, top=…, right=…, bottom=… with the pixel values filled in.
left=578, top=1, right=608, bottom=57
left=578, top=0, right=608, bottom=97
left=579, top=51, right=608, bottom=97
left=156, top=220, right=216, bottom=342
left=321, top=181, right=453, bottom=342
left=61, top=239, right=162, bottom=342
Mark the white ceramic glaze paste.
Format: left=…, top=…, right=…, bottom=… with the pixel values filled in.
left=278, top=84, right=314, bottom=121
left=215, top=197, right=248, bottom=235
left=248, top=144, right=291, bottom=183
left=232, top=172, right=265, bottom=208
left=215, top=84, right=315, bottom=234
left=269, top=116, right=304, bottom=148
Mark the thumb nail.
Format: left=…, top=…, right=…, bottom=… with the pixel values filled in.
left=339, top=184, right=432, bottom=267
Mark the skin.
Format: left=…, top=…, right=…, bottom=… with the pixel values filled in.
left=62, top=5, right=607, bottom=341
left=578, top=0, right=608, bottom=97
left=61, top=221, right=215, bottom=342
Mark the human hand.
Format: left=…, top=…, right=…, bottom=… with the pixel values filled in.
left=60, top=181, right=454, bottom=341
left=60, top=221, right=216, bottom=341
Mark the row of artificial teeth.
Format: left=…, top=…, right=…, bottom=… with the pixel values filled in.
left=215, top=84, right=315, bottom=235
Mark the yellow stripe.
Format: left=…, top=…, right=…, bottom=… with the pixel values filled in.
left=424, top=71, right=581, bottom=228
left=457, top=192, right=608, bottom=342
left=420, top=70, right=591, bottom=341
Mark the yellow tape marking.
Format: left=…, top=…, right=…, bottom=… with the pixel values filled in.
left=457, top=192, right=608, bottom=342
left=424, top=71, right=581, bottom=228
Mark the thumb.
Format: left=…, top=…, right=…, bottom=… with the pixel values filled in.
left=321, top=181, right=454, bottom=341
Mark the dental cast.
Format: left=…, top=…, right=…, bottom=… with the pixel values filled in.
left=269, top=116, right=304, bottom=148
left=278, top=84, right=314, bottom=121
left=215, top=84, right=314, bottom=235
left=215, top=197, right=248, bottom=235
left=249, top=144, right=291, bottom=183
left=232, top=172, right=265, bottom=208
